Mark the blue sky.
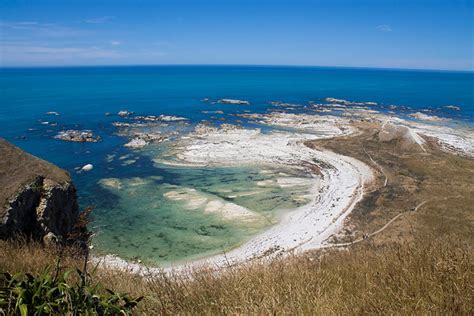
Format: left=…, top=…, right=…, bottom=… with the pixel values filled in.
left=1, top=0, right=472, bottom=70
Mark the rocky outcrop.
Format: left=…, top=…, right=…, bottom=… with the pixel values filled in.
left=0, top=138, right=80, bottom=243
left=377, top=123, right=426, bottom=152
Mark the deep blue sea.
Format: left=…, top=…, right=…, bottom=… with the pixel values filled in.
left=1, top=65, right=473, bottom=264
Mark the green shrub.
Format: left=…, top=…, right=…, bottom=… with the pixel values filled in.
left=0, top=267, right=142, bottom=315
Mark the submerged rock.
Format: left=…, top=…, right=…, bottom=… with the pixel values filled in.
left=163, top=186, right=262, bottom=222
left=46, top=111, right=60, bottom=116
left=158, top=115, right=188, bottom=121
left=0, top=138, right=80, bottom=242
left=271, top=101, right=303, bottom=107
left=131, top=114, right=188, bottom=123
left=325, top=97, right=377, bottom=106
left=54, top=130, right=101, bottom=142
left=98, top=178, right=123, bottom=189
left=202, top=110, right=224, bottom=114
left=365, top=101, right=378, bottom=106
left=444, top=105, right=461, bottom=111
left=112, top=122, right=134, bottom=128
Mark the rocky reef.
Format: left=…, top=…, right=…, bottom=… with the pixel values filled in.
left=54, top=130, right=101, bottom=143
left=124, top=132, right=168, bottom=149
left=218, top=99, right=250, bottom=105
left=0, top=138, right=80, bottom=243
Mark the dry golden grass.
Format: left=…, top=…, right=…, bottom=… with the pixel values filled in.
left=1, top=232, right=472, bottom=314
left=1, top=126, right=473, bottom=314
left=307, top=125, right=474, bottom=246
left=0, top=239, right=83, bottom=275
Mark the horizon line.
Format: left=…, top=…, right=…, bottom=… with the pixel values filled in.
left=1, top=63, right=473, bottom=73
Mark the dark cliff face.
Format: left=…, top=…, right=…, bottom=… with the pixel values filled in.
left=0, top=139, right=79, bottom=242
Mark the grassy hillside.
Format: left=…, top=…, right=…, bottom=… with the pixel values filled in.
left=1, top=232, right=472, bottom=314
left=1, top=127, right=473, bottom=314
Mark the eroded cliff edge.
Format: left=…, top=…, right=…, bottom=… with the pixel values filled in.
left=0, top=138, right=79, bottom=242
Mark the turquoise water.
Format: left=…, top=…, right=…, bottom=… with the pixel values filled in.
left=1, top=66, right=473, bottom=264
left=92, top=163, right=312, bottom=264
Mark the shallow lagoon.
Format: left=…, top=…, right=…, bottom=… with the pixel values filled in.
left=90, top=160, right=313, bottom=265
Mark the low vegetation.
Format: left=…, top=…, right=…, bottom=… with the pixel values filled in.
left=1, top=128, right=472, bottom=314
left=0, top=267, right=142, bottom=315
left=0, top=232, right=472, bottom=314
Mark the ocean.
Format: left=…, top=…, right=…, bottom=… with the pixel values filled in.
left=1, top=65, right=473, bottom=265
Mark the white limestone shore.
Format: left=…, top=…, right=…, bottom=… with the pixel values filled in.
left=95, top=115, right=374, bottom=274
left=94, top=108, right=473, bottom=275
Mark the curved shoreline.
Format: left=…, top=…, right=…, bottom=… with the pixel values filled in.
left=94, top=110, right=472, bottom=275
left=94, top=123, right=374, bottom=274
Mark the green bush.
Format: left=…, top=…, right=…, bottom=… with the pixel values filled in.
left=0, top=267, right=142, bottom=315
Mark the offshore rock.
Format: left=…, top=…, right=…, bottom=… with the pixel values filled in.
left=81, top=164, right=94, bottom=172
left=118, top=110, right=134, bottom=117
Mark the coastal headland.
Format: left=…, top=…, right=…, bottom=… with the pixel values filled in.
left=95, top=103, right=473, bottom=273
